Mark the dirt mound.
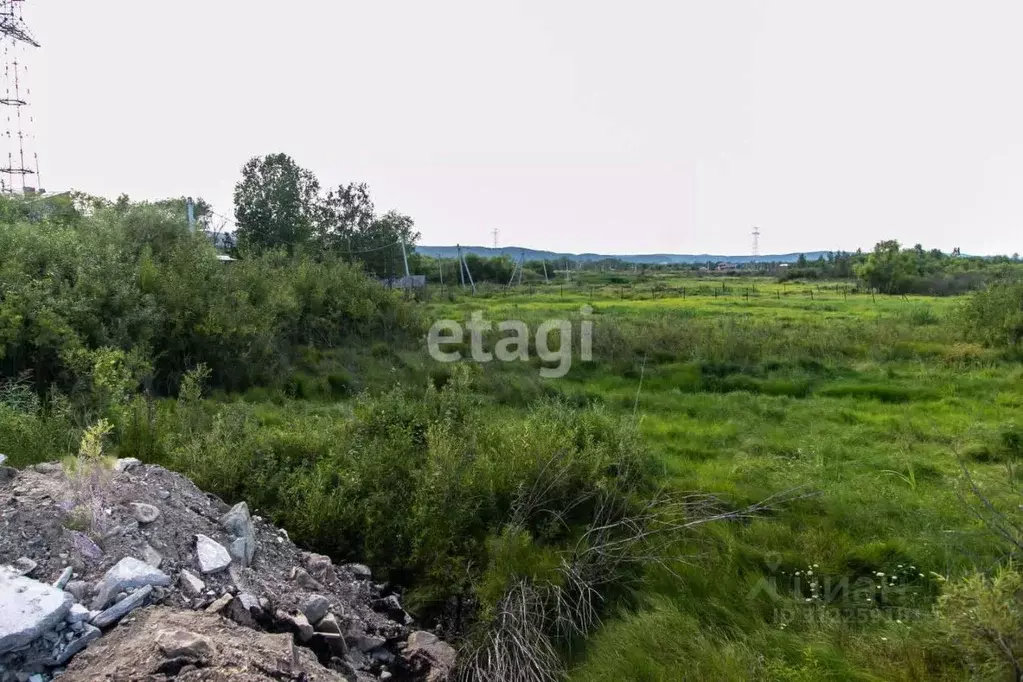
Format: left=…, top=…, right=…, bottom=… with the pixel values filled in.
left=60, top=606, right=350, bottom=681
left=0, top=459, right=455, bottom=682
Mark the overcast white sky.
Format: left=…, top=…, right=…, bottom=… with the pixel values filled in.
left=17, top=1, right=1023, bottom=255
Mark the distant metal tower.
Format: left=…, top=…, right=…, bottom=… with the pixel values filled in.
left=0, top=0, right=39, bottom=194
left=492, top=227, right=499, bottom=249
left=751, top=227, right=761, bottom=259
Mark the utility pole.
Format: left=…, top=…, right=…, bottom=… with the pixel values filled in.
left=400, top=238, right=411, bottom=279
left=542, top=260, right=549, bottom=283
left=461, top=249, right=476, bottom=294
left=457, top=245, right=465, bottom=287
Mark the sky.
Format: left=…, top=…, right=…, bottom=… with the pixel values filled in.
left=14, top=0, right=1023, bottom=255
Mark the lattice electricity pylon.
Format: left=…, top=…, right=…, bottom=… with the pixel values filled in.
left=0, top=0, right=40, bottom=195
left=751, top=226, right=761, bottom=259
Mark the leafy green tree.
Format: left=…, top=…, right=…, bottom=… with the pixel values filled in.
left=233, top=154, right=320, bottom=253
left=316, top=182, right=375, bottom=253
left=856, top=240, right=915, bottom=293
left=354, top=210, right=421, bottom=278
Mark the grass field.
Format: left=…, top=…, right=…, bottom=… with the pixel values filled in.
left=418, top=275, right=1021, bottom=680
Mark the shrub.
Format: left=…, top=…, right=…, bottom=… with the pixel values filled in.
left=937, top=567, right=1023, bottom=680
left=0, top=198, right=422, bottom=399
left=962, top=282, right=1023, bottom=348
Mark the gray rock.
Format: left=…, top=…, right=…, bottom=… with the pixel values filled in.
left=52, top=567, right=73, bottom=590
left=0, top=465, right=16, bottom=482
left=226, top=592, right=261, bottom=628
left=301, top=594, right=331, bottom=625
left=12, top=557, right=38, bottom=576
left=195, top=535, right=231, bottom=574
left=66, top=604, right=89, bottom=623
left=373, top=595, right=411, bottom=624
left=205, top=593, right=232, bottom=614
left=142, top=544, right=162, bottom=569
left=113, top=458, right=141, bottom=472
left=178, top=570, right=205, bottom=597
left=404, top=630, right=457, bottom=679
left=220, top=502, right=256, bottom=567
left=33, top=462, right=61, bottom=474
left=68, top=531, right=103, bottom=562
left=155, top=629, right=213, bottom=660
left=49, top=623, right=100, bottom=665
left=0, top=566, right=74, bottom=654
left=301, top=552, right=334, bottom=581
left=315, top=612, right=341, bottom=635
left=352, top=634, right=387, bottom=652
left=90, top=557, right=170, bottom=610
left=275, top=611, right=314, bottom=642
left=28, top=675, right=43, bottom=682
left=91, top=585, right=152, bottom=628
left=64, top=581, right=91, bottom=602
left=0, top=453, right=5, bottom=465
left=316, top=631, right=348, bottom=656
left=129, top=503, right=160, bottom=524
left=290, top=567, right=324, bottom=592
left=343, top=563, right=373, bottom=580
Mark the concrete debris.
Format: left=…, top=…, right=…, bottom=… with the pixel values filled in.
left=142, top=543, right=162, bottom=568
left=178, top=569, right=205, bottom=597
left=220, top=502, right=256, bottom=567
left=0, top=460, right=458, bottom=680
left=91, top=585, right=153, bottom=628
left=90, top=557, right=170, bottom=610
left=0, top=567, right=73, bottom=654
left=12, top=557, right=37, bottom=577
left=52, top=567, right=73, bottom=591
left=195, top=535, right=232, bottom=574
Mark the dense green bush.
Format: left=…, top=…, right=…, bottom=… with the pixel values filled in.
left=963, top=281, right=1023, bottom=349
left=0, top=195, right=422, bottom=398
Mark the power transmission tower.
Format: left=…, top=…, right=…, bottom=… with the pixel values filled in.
left=492, top=228, right=498, bottom=249
left=0, top=0, right=40, bottom=194
left=751, top=227, right=761, bottom=260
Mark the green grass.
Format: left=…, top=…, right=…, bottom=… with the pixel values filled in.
left=417, top=279, right=1018, bottom=680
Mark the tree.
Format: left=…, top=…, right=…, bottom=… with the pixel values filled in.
left=233, top=154, right=320, bottom=253
left=316, top=182, right=375, bottom=254
left=855, top=240, right=915, bottom=293
left=353, top=210, right=421, bottom=278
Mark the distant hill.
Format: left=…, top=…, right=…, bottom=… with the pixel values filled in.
left=416, top=245, right=831, bottom=265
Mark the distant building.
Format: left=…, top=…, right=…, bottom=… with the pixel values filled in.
left=715, top=262, right=737, bottom=272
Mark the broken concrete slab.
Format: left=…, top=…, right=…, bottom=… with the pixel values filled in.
left=0, top=566, right=74, bottom=654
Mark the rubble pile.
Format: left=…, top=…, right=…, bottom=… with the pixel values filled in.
left=0, top=459, right=456, bottom=682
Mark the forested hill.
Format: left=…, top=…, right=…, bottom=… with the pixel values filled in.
left=417, top=245, right=831, bottom=264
